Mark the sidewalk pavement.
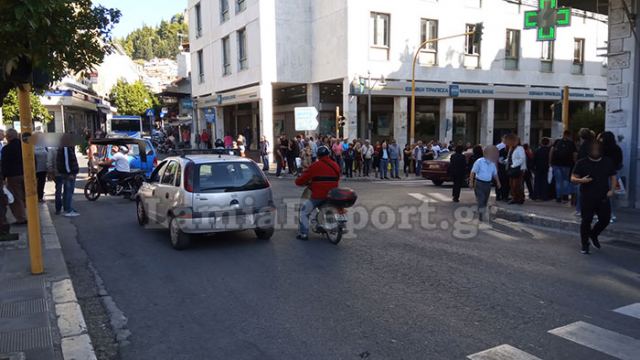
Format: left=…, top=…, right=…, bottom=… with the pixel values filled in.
left=0, top=204, right=96, bottom=360
left=491, top=199, right=640, bottom=242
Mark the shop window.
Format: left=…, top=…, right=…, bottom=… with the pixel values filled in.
left=572, top=38, right=585, bottom=75
left=504, top=29, right=519, bottom=70
left=420, top=19, right=438, bottom=66
left=220, top=0, right=229, bottom=23
left=540, top=41, right=554, bottom=72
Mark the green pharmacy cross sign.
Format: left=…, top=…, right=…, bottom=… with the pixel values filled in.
left=524, top=0, right=571, bottom=41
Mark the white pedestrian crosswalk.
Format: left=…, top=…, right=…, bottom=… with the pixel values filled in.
left=467, top=303, right=640, bottom=360
left=614, top=303, right=640, bottom=320
left=467, top=344, right=542, bottom=360
left=548, top=321, right=640, bottom=360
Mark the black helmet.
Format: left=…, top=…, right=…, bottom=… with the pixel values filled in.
left=317, top=146, right=330, bottom=158
left=214, top=139, right=224, bottom=148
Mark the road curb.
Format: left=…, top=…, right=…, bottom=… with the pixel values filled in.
left=491, top=205, right=640, bottom=242
left=42, top=206, right=97, bottom=360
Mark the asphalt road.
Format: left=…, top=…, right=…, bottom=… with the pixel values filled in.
left=55, top=176, right=640, bottom=360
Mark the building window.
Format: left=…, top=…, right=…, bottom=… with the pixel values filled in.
left=237, top=28, right=247, bottom=70
left=464, top=24, right=480, bottom=55
left=419, top=19, right=438, bottom=66
left=220, top=0, right=229, bottom=23
left=504, top=29, right=520, bottom=70
left=541, top=41, right=554, bottom=72
left=573, top=38, right=585, bottom=74
left=236, top=0, right=246, bottom=13
left=195, top=2, right=202, bottom=38
left=222, top=36, right=231, bottom=75
left=197, top=50, right=204, bottom=83
left=370, top=12, right=390, bottom=48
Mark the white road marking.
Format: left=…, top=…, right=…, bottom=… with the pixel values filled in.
left=467, top=344, right=543, bottom=360
left=549, top=321, right=640, bottom=360
left=614, top=303, right=640, bottom=320
left=408, top=193, right=438, bottom=203
left=426, top=192, right=451, bottom=202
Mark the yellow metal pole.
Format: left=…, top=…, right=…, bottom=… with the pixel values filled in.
left=335, top=106, right=340, bottom=138
left=562, top=85, right=570, bottom=132
left=17, top=84, right=43, bottom=275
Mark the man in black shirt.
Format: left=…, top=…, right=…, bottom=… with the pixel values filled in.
left=571, top=142, right=617, bottom=255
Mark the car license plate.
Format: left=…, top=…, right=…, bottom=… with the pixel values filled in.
left=335, top=214, right=347, bottom=222
left=429, top=164, right=440, bottom=169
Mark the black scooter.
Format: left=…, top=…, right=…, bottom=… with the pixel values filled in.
left=84, top=166, right=145, bottom=201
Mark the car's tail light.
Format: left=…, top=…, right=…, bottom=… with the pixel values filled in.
left=184, top=162, right=194, bottom=193
left=153, top=157, right=158, bottom=168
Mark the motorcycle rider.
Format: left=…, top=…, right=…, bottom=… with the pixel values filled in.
left=294, top=145, right=340, bottom=241
left=100, top=145, right=131, bottom=192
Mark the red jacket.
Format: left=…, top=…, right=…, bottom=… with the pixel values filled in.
left=295, top=157, right=341, bottom=200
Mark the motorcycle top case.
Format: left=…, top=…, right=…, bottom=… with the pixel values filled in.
left=326, top=188, right=357, bottom=208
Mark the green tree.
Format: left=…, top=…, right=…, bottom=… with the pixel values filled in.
left=570, top=108, right=605, bottom=136
left=0, top=0, right=121, bottom=99
left=118, top=14, right=188, bottom=61
left=109, top=80, right=158, bottom=116
left=1, top=89, right=51, bottom=125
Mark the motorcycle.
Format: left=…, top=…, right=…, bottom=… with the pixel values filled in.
left=303, top=187, right=357, bottom=244
left=84, top=166, right=146, bottom=202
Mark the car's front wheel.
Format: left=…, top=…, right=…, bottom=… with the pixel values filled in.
left=169, top=218, right=191, bottom=250
left=255, top=227, right=274, bottom=240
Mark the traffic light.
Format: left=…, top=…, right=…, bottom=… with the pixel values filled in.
left=473, top=22, right=484, bottom=45
left=338, top=116, right=347, bottom=128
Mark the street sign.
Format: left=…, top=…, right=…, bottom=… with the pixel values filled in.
left=204, top=108, right=217, bottom=123
left=524, top=0, right=571, bottom=41
left=145, top=108, right=155, bottom=117
left=294, top=106, right=319, bottom=131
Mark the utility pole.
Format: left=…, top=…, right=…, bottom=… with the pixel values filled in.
left=562, top=86, right=570, bottom=131
left=335, top=106, right=340, bottom=138
left=368, top=72, right=372, bottom=141
left=17, top=83, right=43, bottom=275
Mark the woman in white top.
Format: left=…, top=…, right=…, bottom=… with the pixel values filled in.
left=506, top=134, right=527, bottom=204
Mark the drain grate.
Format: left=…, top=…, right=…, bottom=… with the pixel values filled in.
left=0, top=277, right=45, bottom=294
left=0, top=353, right=26, bottom=360
left=0, top=299, right=47, bottom=318
left=0, top=327, right=52, bottom=353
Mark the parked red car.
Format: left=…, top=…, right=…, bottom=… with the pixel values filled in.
left=421, top=152, right=471, bottom=186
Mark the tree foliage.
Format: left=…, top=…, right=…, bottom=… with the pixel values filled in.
left=570, top=108, right=605, bottom=137
left=118, top=14, right=188, bottom=61
left=109, top=80, right=158, bottom=116
left=0, top=0, right=121, bottom=99
left=1, top=89, right=52, bottom=125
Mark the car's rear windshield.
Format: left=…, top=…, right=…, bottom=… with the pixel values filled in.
left=195, top=162, right=268, bottom=193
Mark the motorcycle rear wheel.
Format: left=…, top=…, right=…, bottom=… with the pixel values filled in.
left=84, top=179, right=101, bottom=201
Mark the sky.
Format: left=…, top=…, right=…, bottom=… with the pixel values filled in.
left=95, top=0, right=187, bottom=38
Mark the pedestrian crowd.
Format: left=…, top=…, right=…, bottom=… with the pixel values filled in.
left=0, top=129, right=81, bottom=238
left=271, top=134, right=457, bottom=180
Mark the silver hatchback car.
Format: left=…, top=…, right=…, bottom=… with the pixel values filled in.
left=135, top=152, right=276, bottom=250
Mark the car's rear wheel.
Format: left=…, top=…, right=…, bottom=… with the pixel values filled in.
left=255, top=227, right=274, bottom=240
left=136, top=200, right=148, bottom=226
left=169, top=218, right=191, bottom=250
left=432, top=180, right=444, bottom=186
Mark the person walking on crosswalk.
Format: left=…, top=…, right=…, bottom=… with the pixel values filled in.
left=470, top=145, right=501, bottom=223
left=571, top=141, right=617, bottom=255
